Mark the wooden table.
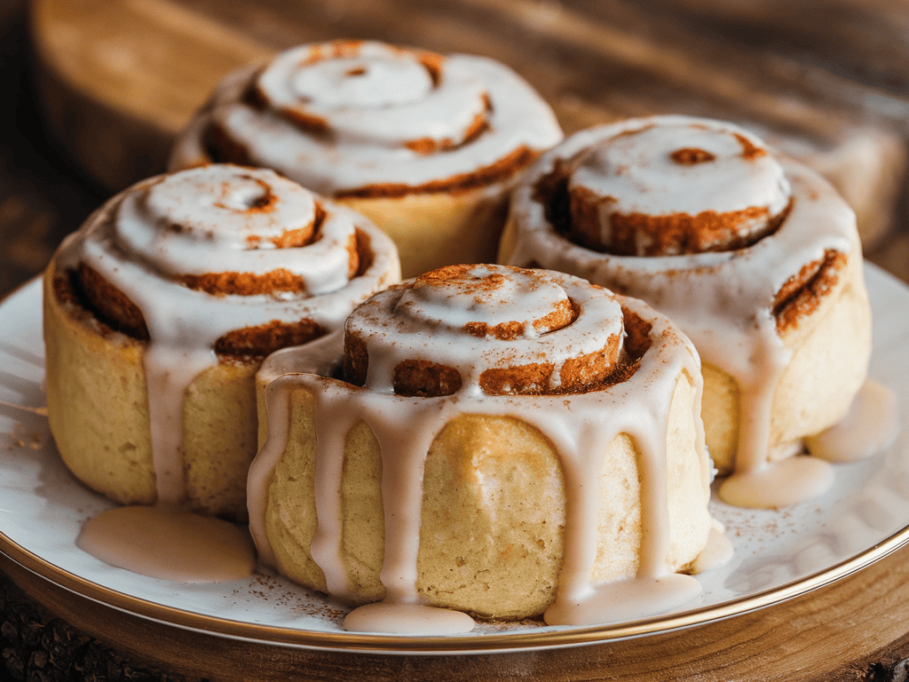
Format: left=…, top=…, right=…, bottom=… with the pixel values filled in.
left=2, top=0, right=909, bottom=679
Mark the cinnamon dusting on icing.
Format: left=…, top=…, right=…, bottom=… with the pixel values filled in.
left=53, top=164, right=401, bottom=505
left=334, top=145, right=538, bottom=198
left=343, top=265, right=629, bottom=397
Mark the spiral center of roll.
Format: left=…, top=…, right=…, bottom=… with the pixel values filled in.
left=253, top=41, right=489, bottom=152
left=396, top=265, right=573, bottom=338
left=290, top=56, right=433, bottom=108
left=104, top=166, right=359, bottom=297
left=565, top=121, right=792, bottom=256
left=137, top=166, right=318, bottom=252
left=345, top=265, right=627, bottom=397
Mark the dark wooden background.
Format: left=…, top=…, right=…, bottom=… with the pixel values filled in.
left=0, top=0, right=102, bottom=298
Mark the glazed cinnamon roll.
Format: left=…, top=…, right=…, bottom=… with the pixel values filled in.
left=169, top=40, right=563, bottom=278
left=43, top=165, right=400, bottom=519
left=250, top=264, right=714, bottom=630
left=500, top=116, right=872, bottom=508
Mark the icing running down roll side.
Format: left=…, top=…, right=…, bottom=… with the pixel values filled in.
left=43, top=164, right=400, bottom=519
left=501, top=116, right=875, bottom=508
left=169, top=40, right=564, bottom=277
left=250, top=265, right=717, bottom=631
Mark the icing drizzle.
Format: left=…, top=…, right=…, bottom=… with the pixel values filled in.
left=169, top=40, right=563, bottom=195
left=57, top=164, right=400, bottom=505
left=505, top=116, right=872, bottom=507
left=250, top=265, right=715, bottom=631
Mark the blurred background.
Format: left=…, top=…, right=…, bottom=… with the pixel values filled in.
left=3, top=0, right=909, bottom=298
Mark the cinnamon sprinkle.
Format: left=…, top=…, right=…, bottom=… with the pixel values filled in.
left=215, top=318, right=325, bottom=357
left=463, top=298, right=576, bottom=340
left=773, top=249, right=846, bottom=333
left=405, top=96, right=491, bottom=155
left=393, top=360, right=463, bottom=397
left=182, top=268, right=310, bottom=297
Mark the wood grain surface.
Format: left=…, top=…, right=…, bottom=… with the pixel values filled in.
left=2, top=0, right=909, bottom=679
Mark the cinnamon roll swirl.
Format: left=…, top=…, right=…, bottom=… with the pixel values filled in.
left=250, top=264, right=715, bottom=629
left=501, top=116, right=872, bottom=507
left=169, top=40, right=563, bottom=278
left=43, top=165, right=400, bottom=519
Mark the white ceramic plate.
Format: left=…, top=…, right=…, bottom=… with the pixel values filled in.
left=1, top=266, right=909, bottom=654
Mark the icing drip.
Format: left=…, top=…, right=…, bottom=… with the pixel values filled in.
left=77, top=506, right=256, bottom=583
left=250, top=265, right=715, bottom=630
left=57, top=165, right=400, bottom=505
left=169, top=40, right=563, bottom=195
left=505, top=116, right=869, bottom=508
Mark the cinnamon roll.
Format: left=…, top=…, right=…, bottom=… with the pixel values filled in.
left=169, top=40, right=563, bottom=278
left=500, top=116, right=872, bottom=507
left=43, top=165, right=400, bottom=519
left=250, top=264, right=714, bottom=630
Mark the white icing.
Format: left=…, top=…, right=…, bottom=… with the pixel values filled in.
left=718, top=456, right=836, bottom=509
left=349, top=265, right=624, bottom=395
left=57, top=165, right=401, bottom=505
left=77, top=506, right=256, bottom=583
left=249, top=266, right=714, bottom=631
left=169, top=41, right=563, bottom=194
left=568, top=120, right=791, bottom=254
left=342, top=602, right=476, bottom=635
left=691, top=524, right=735, bottom=574
left=506, top=115, right=862, bottom=507
left=571, top=121, right=790, bottom=218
